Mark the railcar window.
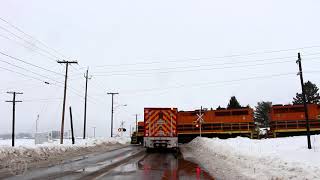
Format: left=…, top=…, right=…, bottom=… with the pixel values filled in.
left=288, top=107, right=305, bottom=112
left=215, top=111, right=232, bottom=116
left=274, top=108, right=289, bottom=113
left=232, top=111, right=249, bottom=115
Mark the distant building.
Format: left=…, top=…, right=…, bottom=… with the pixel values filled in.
left=51, top=131, right=69, bottom=139
left=51, top=131, right=60, bottom=139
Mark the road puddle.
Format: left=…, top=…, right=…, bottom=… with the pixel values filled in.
left=102, top=152, right=214, bottom=180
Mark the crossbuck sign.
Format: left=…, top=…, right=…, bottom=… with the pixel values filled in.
left=197, top=113, right=204, bottom=124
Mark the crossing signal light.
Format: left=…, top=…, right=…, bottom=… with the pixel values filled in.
left=118, top=128, right=127, bottom=132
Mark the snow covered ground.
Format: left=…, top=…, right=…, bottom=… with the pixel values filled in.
left=183, top=135, right=320, bottom=180
left=0, top=137, right=130, bottom=147
left=0, top=137, right=130, bottom=171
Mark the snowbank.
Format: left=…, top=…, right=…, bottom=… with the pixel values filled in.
left=184, top=136, right=320, bottom=180
left=0, top=137, right=130, bottom=169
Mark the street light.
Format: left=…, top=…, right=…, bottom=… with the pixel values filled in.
left=110, top=103, right=127, bottom=137
left=114, top=104, right=127, bottom=110
left=92, top=126, right=96, bottom=138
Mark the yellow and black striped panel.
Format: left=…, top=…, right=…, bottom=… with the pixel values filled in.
left=144, top=108, right=177, bottom=137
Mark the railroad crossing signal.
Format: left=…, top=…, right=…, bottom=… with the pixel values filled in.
left=197, top=106, right=205, bottom=137
left=118, top=128, right=126, bottom=132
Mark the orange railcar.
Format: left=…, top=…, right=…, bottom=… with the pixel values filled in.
left=136, top=121, right=144, bottom=144
left=270, top=104, right=320, bottom=137
left=177, top=108, right=254, bottom=139
left=137, top=121, right=144, bottom=137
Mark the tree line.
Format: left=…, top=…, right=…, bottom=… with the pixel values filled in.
left=219, top=81, right=320, bottom=128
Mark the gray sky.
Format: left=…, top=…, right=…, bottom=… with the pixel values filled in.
left=0, top=0, right=320, bottom=137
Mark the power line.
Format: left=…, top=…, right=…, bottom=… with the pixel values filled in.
left=0, top=25, right=59, bottom=61
left=119, top=72, right=305, bottom=95
left=0, top=62, right=100, bottom=105
left=0, top=33, right=60, bottom=61
left=0, top=58, right=64, bottom=85
left=0, top=17, right=69, bottom=60
left=89, top=45, right=320, bottom=68
left=23, top=97, right=62, bottom=102
left=0, top=51, right=64, bottom=76
left=90, top=71, right=302, bottom=98
left=0, top=66, right=50, bottom=83
left=93, top=56, right=294, bottom=75
left=93, top=56, right=320, bottom=77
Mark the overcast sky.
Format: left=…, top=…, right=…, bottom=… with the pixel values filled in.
left=0, top=0, right=320, bottom=138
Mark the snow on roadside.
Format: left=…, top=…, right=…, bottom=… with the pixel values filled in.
left=0, top=137, right=130, bottom=147
left=184, top=136, right=320, bottom=180
left=0, top=137, right=130, bottom=169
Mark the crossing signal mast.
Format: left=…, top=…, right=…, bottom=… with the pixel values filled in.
left=193, top=106, right=204, bottom=137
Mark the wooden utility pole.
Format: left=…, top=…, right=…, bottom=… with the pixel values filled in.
left=83, top=68, right=91, bottom=139
left=5, top=91, right=23, bottom=147
left=296, top=52, right=312, bottom=149
left=57, top=60, right=77, bottom=144
left=69, top=106, right=75, bottom=144
left=107, top=92, right=119, bottom=137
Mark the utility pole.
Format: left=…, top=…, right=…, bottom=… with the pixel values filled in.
left=69, top=106, right=75, bottom=144
left=107, top=92, right=119, bottom=137
left=296, top=52, right=312, bottom=149
left=5, top=91, right=23, bottom=147
left=57, top=60, right=78, bottom=144
left=83, top=68, right=92, bottom=139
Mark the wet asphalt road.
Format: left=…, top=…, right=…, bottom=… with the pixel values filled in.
left=4, top=145, right=213, bottom=180
left=97, top=150, right=213, bottom=180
